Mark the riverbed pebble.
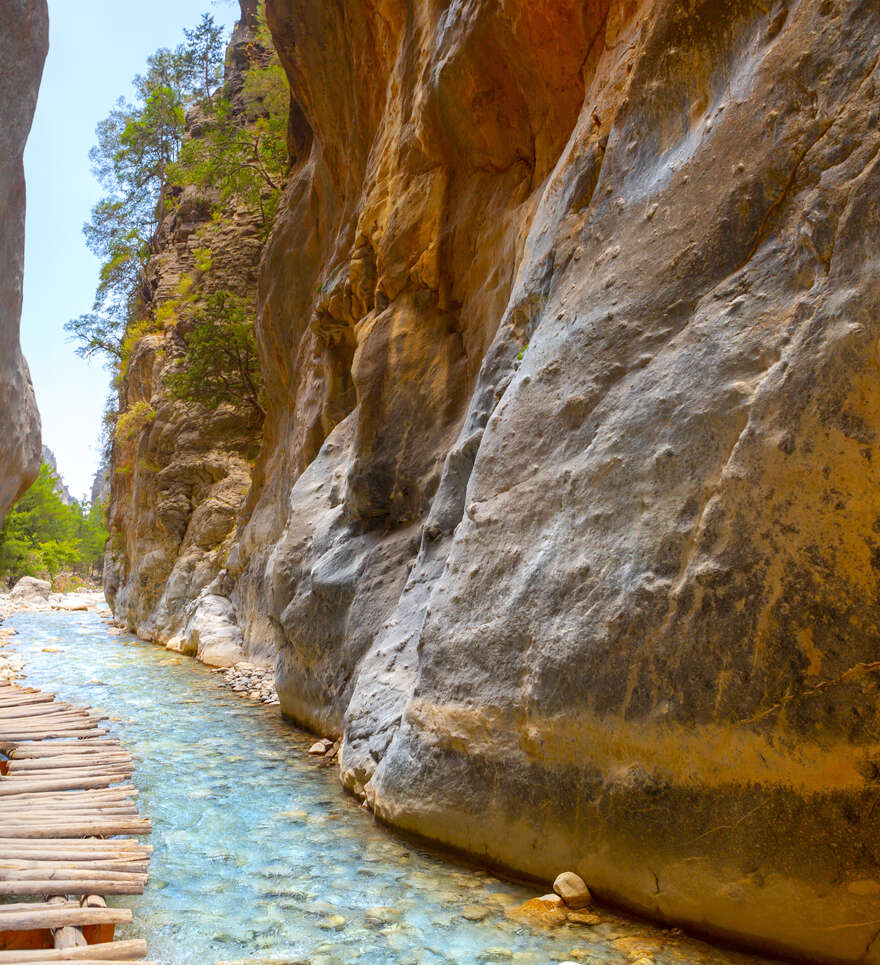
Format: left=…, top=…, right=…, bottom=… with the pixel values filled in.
left=553, top=871, right=593, bottom=909
left=462, top=903, right=489, bottom=921
left=567, top=909, right=601, bottom=926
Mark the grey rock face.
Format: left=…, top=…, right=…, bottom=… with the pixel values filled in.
left=106, top=0, right=880, bottom=958
left=0, top=0, right=46, bottom=521
left=224, top=1, right=880, bottom=961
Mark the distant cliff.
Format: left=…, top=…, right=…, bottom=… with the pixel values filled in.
left=102, top=6, right=269, bottom=662
left=41, top=447, right=74, bottom=506
left=109, top=1, right=880, bottom=960
left=0, top=1, right=45, bottom=522
left=90, top=459, right=110, bottom=507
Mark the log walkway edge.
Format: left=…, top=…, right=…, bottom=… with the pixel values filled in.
left=0, top=679, right=153, bottom=963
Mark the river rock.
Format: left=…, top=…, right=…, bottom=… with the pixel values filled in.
left=461, top=904, right=489, bottom=922
left=0, top=0, right=44, bottom=524
left=553, top=872, right=592, bottom=910
left=506, top=895, right=567, bottom=928
left=567, top=910, right=601, bottom=927
left=11, top=576, right=50, bottom=602
left=182, top=591, right=246, bottom=668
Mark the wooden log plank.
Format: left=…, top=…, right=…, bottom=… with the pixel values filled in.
left=0, top=821, right=151, bottom=835
left=8, top=756, right=132, bottom=771
left=0, top=776, right=132, bottom=795
left=7, top=755, right=133, bottom=768
left=49, top=894, right=89, bottom=955
left=9, top=742, right=123, bottom=758
left=0, top=839, right=151, bottom=853
left=0, top=809, right=142, bottom=820
left=0, top=694, right=55, bottom=707
left=0, top=851, right=150, bottom=865
left=0, top=861, right=150, bottom=875
left=0, top=793, right=138, bottom=804
left=6, top=754, right=134, bottom=777
left=0, top=795, right=139, bottom=810
left=0, top=705, right=89, bottom=720
left=0, top=906, right=133, bottom=929
left=0, top=879, right=145, bottom=895
left=0, top=804, right=138, bottom=812
left=2, top=766, right=134, bottom=779
left=0, top=710, right=97, bottom=723
left=0, top=718, right=103, bottom=733
left=1, top=768, right=134, bottom=783
left=0, top=869, right=147, bottom=883
left=6, top=960, right=156, bottom=964
left=0, top=940, right=148, bottom=961
left=0, top=727, right=109, bottom=748
left=0, top=821, right=151, bottom=838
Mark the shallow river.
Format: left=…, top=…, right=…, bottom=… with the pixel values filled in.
left=4, top=610, right=771, bottom=965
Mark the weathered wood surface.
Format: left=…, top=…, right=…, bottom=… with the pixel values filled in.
left=0, top=679, right=152, bottom=960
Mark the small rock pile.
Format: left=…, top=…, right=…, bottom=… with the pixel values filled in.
left=508, top=871, right=600, bottom=929
left=221, top=662, right=280, bottom=705
left=308, top=737, right=340, bottom=759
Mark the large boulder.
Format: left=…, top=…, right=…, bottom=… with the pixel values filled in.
left=11, top=576, right=50, bottom=603
left=0, top=0, right=45, bottom=522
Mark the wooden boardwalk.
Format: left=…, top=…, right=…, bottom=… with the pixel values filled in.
left=0, top=679, right=154, bottom=964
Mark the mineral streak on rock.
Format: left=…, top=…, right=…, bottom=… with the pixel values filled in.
left=108, top=0, right=880, bottom=959
left=0, top=0, right=46, bottom=522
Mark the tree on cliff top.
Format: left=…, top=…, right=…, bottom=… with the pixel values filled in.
left=65, top=17, right=228, bottom=365
left=67, top=6, right=286, bottom=370
left=184, top=14, right=227, bottom=98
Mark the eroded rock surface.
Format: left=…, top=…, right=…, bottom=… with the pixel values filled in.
left=234, top=1, right=880, bottom=961
left=103, top=8, right=268, bottom=656
left=110, top=0, right=880, bottom=959
left=0, top=1, right=46, bottom=522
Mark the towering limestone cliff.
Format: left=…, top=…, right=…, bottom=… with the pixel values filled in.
left=103, top=7, right=269, bottom=662
left=0, top=1, right=46, bottom=522
left=108, top=0, right=880, bottom=959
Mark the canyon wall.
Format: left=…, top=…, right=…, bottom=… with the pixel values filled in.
left=103, top=9, right=267, bottom=664
left=109, top=0, right=880, bottom=960
left=0, top=1, right=46, bottom=522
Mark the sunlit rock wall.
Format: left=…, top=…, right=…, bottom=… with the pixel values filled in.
left=103, top=8, right=267, bottom=661
left=0, top=0, right=46, bottom=520
left=218, top=0, right=880, bottom=961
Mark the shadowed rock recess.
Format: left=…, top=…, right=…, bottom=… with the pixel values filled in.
left=0, top=0, right=45, bottom=521
left=107, top=0, right=880, bottom=960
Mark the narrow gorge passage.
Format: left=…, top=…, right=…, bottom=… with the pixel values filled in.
left=3, top=0, right=880, bottom=961
left=3, top=611, right=771, bottom=965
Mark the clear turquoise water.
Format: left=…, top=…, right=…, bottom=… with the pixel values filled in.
left=4, top=609, right=769, bottom=965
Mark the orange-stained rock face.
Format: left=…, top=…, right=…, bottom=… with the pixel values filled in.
left=112, top=0, right=880, bottom=959
left=0, top=0, right=46, bottom=521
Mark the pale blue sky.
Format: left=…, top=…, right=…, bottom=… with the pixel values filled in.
left=22, top=0, right=240, bottom=501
